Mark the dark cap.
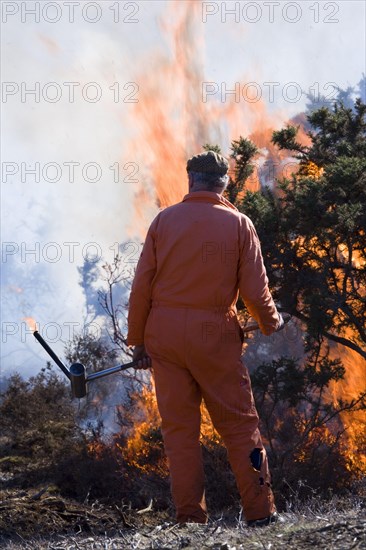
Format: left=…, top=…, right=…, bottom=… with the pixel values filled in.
left=186, top=150, right=229, bottom=176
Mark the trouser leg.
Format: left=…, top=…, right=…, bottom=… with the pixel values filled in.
left=188, top=310, right=276, bottom=521
left=202, top=372, right=275, bottom=521
left=151, top=356, right=207, bottom=523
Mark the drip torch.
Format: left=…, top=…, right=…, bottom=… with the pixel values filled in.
left=30, top=313, right=291, bottom=399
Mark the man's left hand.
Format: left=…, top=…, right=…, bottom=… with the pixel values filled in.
left=132, top=344, right=151, bottom=369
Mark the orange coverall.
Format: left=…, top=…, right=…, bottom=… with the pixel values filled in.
left=127, top=190, right=280, bottom=523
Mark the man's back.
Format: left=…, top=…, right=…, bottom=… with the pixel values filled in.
left=127, top=190, right=279, bottom=345
left=150, top=191, right=243, bottom=310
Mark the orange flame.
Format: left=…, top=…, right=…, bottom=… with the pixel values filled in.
left=125, top=2, right=308, bottom=237
left=119, top=382, right=223, bottom=474
left=23, top=317, right=38, bottom=332
left=298, top=160, right=324, bottom=179
left=328, top=343, right=366, bottom=477
left=120, top=382, right=168, bottom=476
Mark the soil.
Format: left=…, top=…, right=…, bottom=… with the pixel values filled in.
left=0, top=488, right=365, bottom=549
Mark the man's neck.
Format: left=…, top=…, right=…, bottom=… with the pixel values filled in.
left=189, top=186, right=223, bottom=195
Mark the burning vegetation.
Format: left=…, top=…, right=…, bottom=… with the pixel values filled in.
left=2, top=86, right=365, bottom=544
left=2, top=4, right=366, bottom=543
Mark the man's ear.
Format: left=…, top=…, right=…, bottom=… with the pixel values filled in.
left=188, top=172, right=193, bottom=190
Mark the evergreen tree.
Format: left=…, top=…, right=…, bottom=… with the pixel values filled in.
left=232, top=99, right=366, bottom=360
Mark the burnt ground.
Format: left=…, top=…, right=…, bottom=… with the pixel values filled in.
left=0, top=488, right=365, bottom=550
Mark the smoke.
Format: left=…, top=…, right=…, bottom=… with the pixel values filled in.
left=1, top=16, right=139, bottom=375
left=1, top=1, right=364, bottom=378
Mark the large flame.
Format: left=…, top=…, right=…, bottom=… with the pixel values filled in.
left=119, top=382, right=168, bottom=476
left=112, top=1, right=366, bottom=479
left=328, top=343, right=366, bottom=476
left=126, top=2, right=308, bottom=237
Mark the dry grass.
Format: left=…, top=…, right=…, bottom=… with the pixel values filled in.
left=0, top=488, right=365, bottom=549
left=1, top=366, right=365, bottom=548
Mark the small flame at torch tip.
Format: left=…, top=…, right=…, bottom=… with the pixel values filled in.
left=23, top=317, right=38, bottom=333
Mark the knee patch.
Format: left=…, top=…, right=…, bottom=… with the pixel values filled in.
left=250, top=448, right=263, bottom=472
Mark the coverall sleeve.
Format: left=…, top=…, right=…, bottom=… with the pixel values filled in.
left=238, top=216, right=280, bottom=336
left=126, top=216, right=159, bottom=346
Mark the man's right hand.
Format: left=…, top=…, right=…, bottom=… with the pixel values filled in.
left=276, top=313, right=285, bottom=332
left=132, top=344, right=152, bottom=369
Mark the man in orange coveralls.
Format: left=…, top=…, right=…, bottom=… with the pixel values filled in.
left=127, top=151, right=284, bottom=527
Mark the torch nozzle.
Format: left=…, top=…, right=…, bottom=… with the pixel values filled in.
left=32, top=331, right=142, bottom=398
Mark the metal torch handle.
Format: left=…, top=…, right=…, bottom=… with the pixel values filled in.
left=242, top=312, right=292, bottom=333
left=86, top=359, right=141, bottom=382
